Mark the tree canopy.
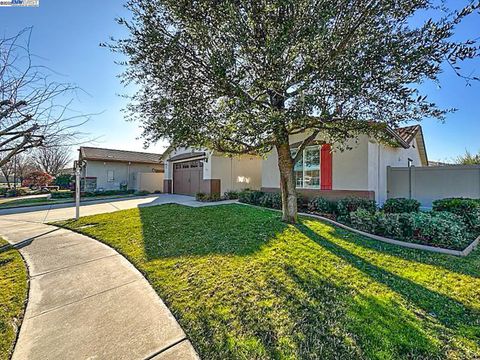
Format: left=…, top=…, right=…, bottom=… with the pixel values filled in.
left=107, top=0, right=480, bottom=222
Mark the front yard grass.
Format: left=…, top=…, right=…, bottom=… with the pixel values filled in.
left=0, top=238, right=28, bottom=360
left=56, top=204, right=480, bottom=359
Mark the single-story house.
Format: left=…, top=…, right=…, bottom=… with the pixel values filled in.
left=262, top=125, right=428, bottom=204
left=162, top=147, right=262, bottom=196
left=78, top=147, right=164, bottom=192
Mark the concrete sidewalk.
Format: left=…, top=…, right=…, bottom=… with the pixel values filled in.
left=0, top=195, right=206, bottom=359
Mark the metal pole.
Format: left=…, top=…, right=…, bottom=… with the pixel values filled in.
left=75, top=166, right=81, bottom=220
left=408, top=158, right=413, bottom=199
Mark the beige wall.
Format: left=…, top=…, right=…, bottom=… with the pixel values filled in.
left=368, top=138, right=423, bottom=204
left=261, top=134, right=370, bottom=191
left=137, top=173, right=164, bottom=192
left=84, top=160, right=163, bottom=191
left=210, top=155, right=263, bottom=194
left=387, top=165, right=480, bottom=207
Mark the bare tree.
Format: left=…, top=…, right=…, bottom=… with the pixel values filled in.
left=32, top=145, right=72, bottom=176
left=0, top=28, right=89, bottom=168
left=0, top=159, right=14, bottom=188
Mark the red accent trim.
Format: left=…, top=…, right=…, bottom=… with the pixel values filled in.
left=321, top=144, right=332, bottom=190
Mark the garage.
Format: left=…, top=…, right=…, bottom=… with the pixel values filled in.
left=173, top=160, right=203, bottom=195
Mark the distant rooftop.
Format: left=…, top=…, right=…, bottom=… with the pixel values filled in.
left=79, top=147, right=163, bottom=164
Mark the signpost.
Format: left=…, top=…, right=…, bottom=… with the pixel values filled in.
left=73, top=160, right=86, bottom=220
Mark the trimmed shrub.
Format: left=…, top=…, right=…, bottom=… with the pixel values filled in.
left=432, top=198, right=480, bottom=232
left=223, top=190, right=240, bottom=200
left=0, top=188, right=7, bottom=196
left=51, top=190, right=73, bottom=199
left=347, top=209, right=470, bottom=250
left=308, top=197, right=337, bottom=215
left=350, top=208, right=376, bottom=233
left=196, top=192, right=221, bottom=202
left=382, top=198, right=420, bottom=213
left=5, top=188, right=28, bottom=197
left=238, top=190, right=265, bottom=205
left=134, top=190, right=151, bottom=196
left=259, top=192, right=282, bottom=209
left=336, top=197, right=377, bottom=217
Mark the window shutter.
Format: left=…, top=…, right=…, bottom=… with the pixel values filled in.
left=321, top=144, right=332, bottom=190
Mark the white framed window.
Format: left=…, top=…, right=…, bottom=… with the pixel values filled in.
left=107, top=170, right=115, bottom=182
left=292, top=146, right=320, bottom=189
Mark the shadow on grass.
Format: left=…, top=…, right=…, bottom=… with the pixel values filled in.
left=138, top=204, right=288, bottom=259
left=296, top=223, right=480, bottom=343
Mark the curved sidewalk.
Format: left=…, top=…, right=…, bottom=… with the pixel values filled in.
left=0, top=215, right=199, bottom=359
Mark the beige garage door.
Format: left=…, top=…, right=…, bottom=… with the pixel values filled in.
left=173, top=160, right=203, bottom=195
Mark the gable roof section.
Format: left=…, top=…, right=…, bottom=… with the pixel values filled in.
left=390, top=125, right=428, bottom=166
left=80, top=147, right=163, bottom=164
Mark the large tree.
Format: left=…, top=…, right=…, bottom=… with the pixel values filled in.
left=107, top=0, right=479, bottom=222
left=1, top=28, right=88, bottom=169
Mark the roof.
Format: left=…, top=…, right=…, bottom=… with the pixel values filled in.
left=80, top=147, right=163, bottom=164
left=395, top=125, right=421, bottom=144
left=168, top=151, right=206, bottom=162
left=391, top=125, right=428, bottom=166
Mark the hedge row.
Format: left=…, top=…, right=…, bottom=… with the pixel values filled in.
left=50, top=189, right=140, bottom=199
left=238, top=190, right=306, bottom=209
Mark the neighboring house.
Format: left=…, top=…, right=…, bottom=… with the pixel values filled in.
left=261, top=125, right=428, bottom=204
left=162, top=147, right=262, bottom=196
left=78, top=147, right=164, bottom=192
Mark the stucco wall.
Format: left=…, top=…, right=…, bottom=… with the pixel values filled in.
left=261, top=135, right=369, bottom=191
left=137, top=173, right=164, bottom=192
left=164, top=147, right=211, bottom=180
left=84, top=160, right=163, bottom=191
left=368, top=138, right=423, bottom=204
left=210, top=155, right=263, bottom=194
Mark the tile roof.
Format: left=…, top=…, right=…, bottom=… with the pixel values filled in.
left=80, top=147, right=163, bottom=164
left=394, top=125, right=421, bottom=144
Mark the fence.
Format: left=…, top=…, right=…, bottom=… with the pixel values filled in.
left=387, top=165, right=480, bottom=207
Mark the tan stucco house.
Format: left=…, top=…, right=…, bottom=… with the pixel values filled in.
left=162, top=147, right=262, bottom=196
left=261, top=125, right=428, bottom=204
left=78, top=147, right=164, bottom=192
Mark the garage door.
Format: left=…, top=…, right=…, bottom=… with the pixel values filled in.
left=173, top=160, right=203, bottom=195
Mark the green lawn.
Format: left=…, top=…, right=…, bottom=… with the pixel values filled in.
left=57, top=204, right=480, bottom=359
left=0, top=238, right=28, bottom=360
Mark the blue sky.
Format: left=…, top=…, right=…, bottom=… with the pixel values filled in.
left=0, top=0, right=479, bottom=162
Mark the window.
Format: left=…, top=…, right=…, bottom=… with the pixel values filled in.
left=107, top=170, right=114, bottom=182
left=292, top=146, right=320, bottom=189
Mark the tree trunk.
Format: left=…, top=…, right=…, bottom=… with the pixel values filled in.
left=276, top=142, right=298, bottom=223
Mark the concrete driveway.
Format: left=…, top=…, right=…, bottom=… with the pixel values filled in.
left=0, top=194, right=230, bottom=359
left=0, top=193, right=237, bottom=223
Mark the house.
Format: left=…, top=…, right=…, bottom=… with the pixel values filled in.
left=162, top=147, right=262, bottom=196
left=261, top=125, right=428, bottom=204
left=78, top=147, right=164, bottom=192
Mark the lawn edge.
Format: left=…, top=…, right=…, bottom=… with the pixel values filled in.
left=238, top=203, right=480, bottom=257
left=0, top=239, right=30, bottom=360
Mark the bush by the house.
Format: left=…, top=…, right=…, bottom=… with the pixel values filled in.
left=223, top=190, right=240, bottom=200
left=432, top=198, right=480, bottom=232
left=238, top=190, right=265, bottom=205
left=0, top=188, right=7, bottom=196
left=336, top=197, right=377, bottom=217
left=134, top=190, right=151, bottom=196
left=259, top=192, right=282, bottom=209
left=348, top=209, right=469, bottom=250
left=196, top=192, right=222, bottom=202
left=382, top=198, right=420, bottom=214
left=308, top=197, right=337, bottom=215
